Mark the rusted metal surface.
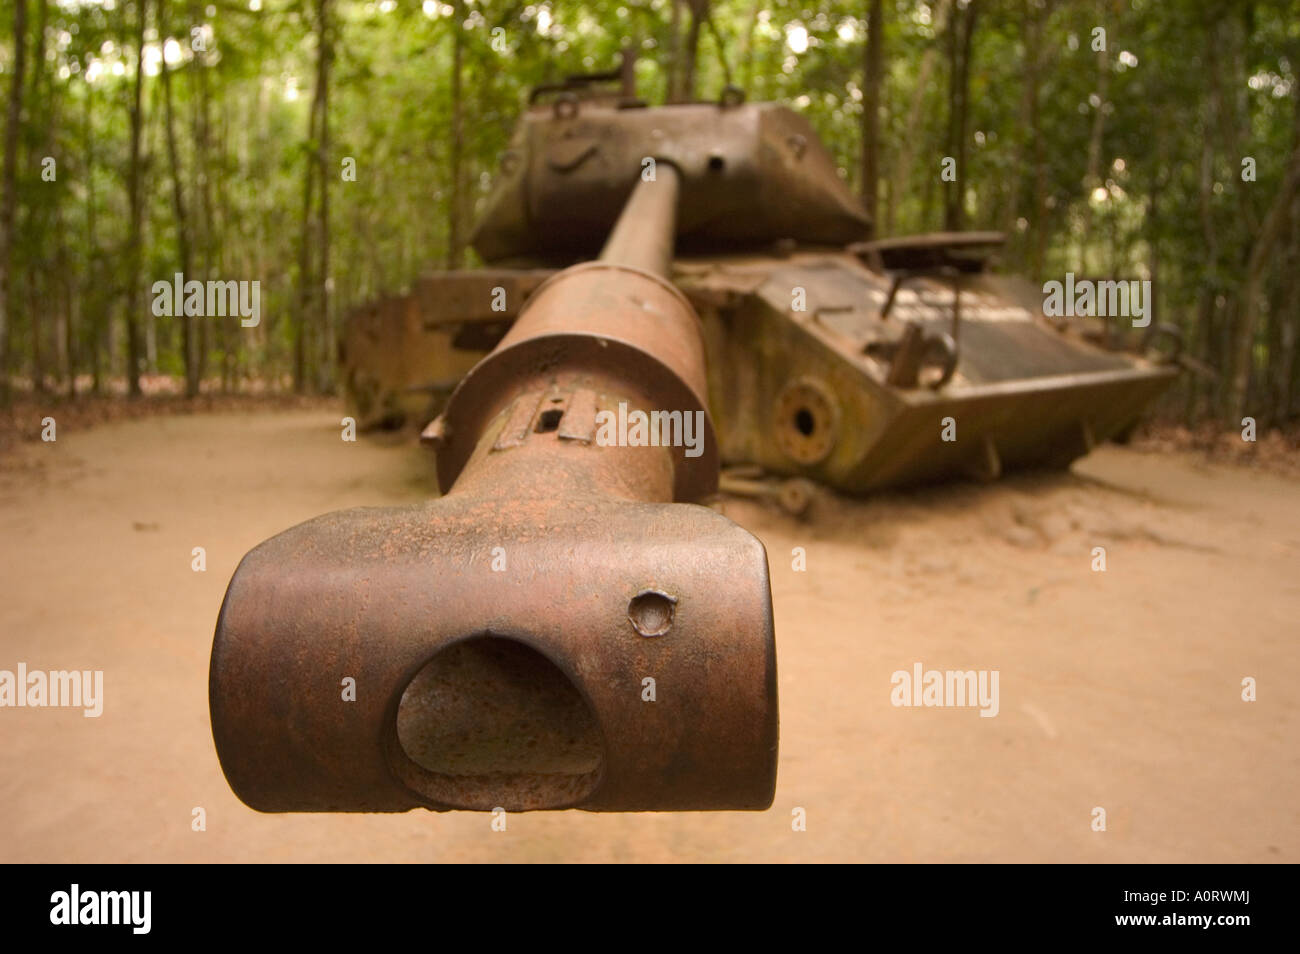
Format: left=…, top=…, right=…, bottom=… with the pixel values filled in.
left=718, top=473, right=818, bottom=518
left=211, top=164, right=779, bottom=813
left=599, top=165, right=680, bottom=277
left=850, top=231, right=1006, bottom=273
left=470, top=98, right=871, bottom=264
left=339, top=57, right=1179, bottom=503
left=672, top=249, right=1177, bottom=492
left=528, top=46, right=641, bottom=105
left=339, top=270, right=554, bottom=430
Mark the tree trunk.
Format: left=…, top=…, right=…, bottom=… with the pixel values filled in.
left=83, top=78, right=103, bottom=395
left=57, top=193, right=74, bottom=398
left=293, top=116, right=318, bottom=394
left=1029, top=39, right=1049, bottom=282
left=25, top=261, right=42, bottom=394
left=0, top=0, right=27, bottom=401
left=26, top=0, right=49, bottom=394
left=1228, top=103, right=1300, bottom=425
left=943, top=0, right=978, bottom=232
left=189, top=1, right=212, bottom=387
left=1078, top=8, right=1110, bottom=274
left=887, top=0, right=948, bottom=235
left=1276, top=193, right=1299, bottom=420
left=860, top=0, right=884, bottom=225
left=294, top=0, right=328, bottom=393
left=447, top=1, right=464, bottom=269
left=737, top=0, right=760, bottom=94
left=667, top=0, right=682, bottom=103
left=1187, top=26, right=1224, bottom=424
left=161, top=0, right=198, bottom=397
left=681, top=1, right=706, bottom=103
left=316, top=0, right=333, bottom=392
left=1005, top=0, right=1048, bottom=264
left=41, top=0, right=71, bottom=393
left=1148, top=125, right=1165, bottom=351
left=124, top=0, right=149, bottom=398
left=199, top=41, right=217, bottom=390
left=215, top=91, right=232, bottom=393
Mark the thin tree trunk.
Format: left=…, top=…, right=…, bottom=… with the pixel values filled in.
left=124, top=0, right=149, bottom=397
left=447, top=1, right=464, bottom=269
left=58, top=192, right=74, bottom=398
left=143, top=73, right=159, bottom=375
left=25, top=258, right=42, bottom=393
left=887, top=0, right=948, bottom=235
left=943, top=0, right=977, bottom=232
left=1228, top=105, right=1300, bottom=425
left=1029, top=36, right=1049, bottom=282
left=294, top=113, right=318, bottom=393
left=1220, top=10, right=1258, bottom=237
left=316, top=0, right=333, bottom=392
left=1191, top=24, right=1224, bottom=422
left=189, top=1, right=212, bottom=387
left=737, top=0, right=760, bottom=94
left=1262, top=250, right=1286, bottom=427
left=41, top=2, right=70, bottom=392
left=942, top=2, right=959, bottom=230
left=681, top=1, right=706, bottom=103
left=0, top=0, right=28, bottom=401
left=83, top=78, right=103, bottom=395
left=199, top=48, right=217, bottom=389
left=1079, top=2, right=1110, bottom=275
left=1005, top=1, right=1046, bottom=243
left=1276, top=194, right=1299, bottom=420
left=26, top=0, right=48, bottom=394
left=1149, top=126, right=1165, bottom=344
left=667, top=0, right=683, bottom=102
left=161, top=0, right=198, bottom=397
left=294, top=0, right=327, bottom=393
left=860, top=0, right=883, bottom=225
left=215, top=93, right=232, bottom=393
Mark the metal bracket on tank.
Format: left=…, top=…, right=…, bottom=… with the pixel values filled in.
left=852, top=232, right=1004, bottom=347
left=872, top=322, right=959, bottom=390
left=851, top=232, right=1008, bottom=389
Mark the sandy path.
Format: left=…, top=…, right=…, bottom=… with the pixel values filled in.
left=0, top=409, right=1295, bottom=862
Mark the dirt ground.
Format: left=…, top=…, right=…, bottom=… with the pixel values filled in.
left=0, top=408, right=1296, bottom=862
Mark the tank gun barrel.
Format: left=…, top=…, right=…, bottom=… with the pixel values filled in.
left=209, top=169, right=778, bottom=814
left=599, top=163, right=679, bottom=277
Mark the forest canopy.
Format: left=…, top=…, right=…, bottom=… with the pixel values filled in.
left=0, top=0, right=1297, bottom=427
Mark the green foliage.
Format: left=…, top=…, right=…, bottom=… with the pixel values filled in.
left=0, top=0, right=1297, bottom=421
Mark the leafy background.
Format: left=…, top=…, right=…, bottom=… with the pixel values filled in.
left=0, top=0, right=1296, bottom=427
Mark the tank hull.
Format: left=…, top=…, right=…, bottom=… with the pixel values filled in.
left=341, top=248, right=1177, bottom=493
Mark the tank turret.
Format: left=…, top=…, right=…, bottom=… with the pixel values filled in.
left=471, top=82, right=871, bottom=263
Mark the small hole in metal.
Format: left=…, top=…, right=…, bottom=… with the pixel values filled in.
left=794, top=408, right=815, bottom=436
left=628, top=590, right=676, bottom=637
left=536, top=408, right=563, bottom=433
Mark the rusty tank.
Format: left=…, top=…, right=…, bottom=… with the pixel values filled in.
left=210, top=59, right=1181, bottom=818
left=342, top=61, right=1180, bottom=507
